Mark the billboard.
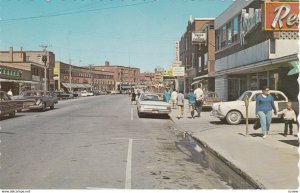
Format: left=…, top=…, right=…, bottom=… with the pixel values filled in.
left=192, top=32, right=207, bottom=43
left=264, top=2, right=299, bottom=31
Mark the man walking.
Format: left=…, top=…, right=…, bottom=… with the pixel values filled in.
left=171, top=90, right=178, bottom=109
left=194, top=85, right=204, bottom=117
left=176, top=91, right=184, bottom=119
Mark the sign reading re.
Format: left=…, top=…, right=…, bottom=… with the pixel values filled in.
left=264, top=2, right=299, bottom=31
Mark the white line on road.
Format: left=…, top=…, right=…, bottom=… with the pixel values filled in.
left=125, top=138, right=133, bottom=189
left=131, top=107, right=133, bottom=121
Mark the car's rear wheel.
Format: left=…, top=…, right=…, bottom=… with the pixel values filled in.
left=50, top=104, right=54, bottom=110
left=226, top=110, right=242, bottom=125
left=41, top=103, right=46, bottom=112
left=9, top=111, right=16, bottom=118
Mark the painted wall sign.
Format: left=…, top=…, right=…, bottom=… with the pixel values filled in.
left=264, top=2, right=299, bottom=31
left=240, top=8, right=262, bottom=45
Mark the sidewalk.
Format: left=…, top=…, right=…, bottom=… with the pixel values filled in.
left=169, top=101, right=299, bottom=189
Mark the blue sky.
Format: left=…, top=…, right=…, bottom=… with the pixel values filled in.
left=0, top=0, right=232, bottom=72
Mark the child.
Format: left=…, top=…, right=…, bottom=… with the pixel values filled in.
left=279, top=102, right=297, bottom=137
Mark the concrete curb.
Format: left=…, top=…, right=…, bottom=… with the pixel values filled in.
left=169, top=115, right=266, bottom=189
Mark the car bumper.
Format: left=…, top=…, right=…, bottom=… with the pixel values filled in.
left=210, top=110, right=225, bottom=118
left=139, top=109, right=171, bottom=115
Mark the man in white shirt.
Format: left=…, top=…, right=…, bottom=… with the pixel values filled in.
left=194, top=85, right=204, bottom=117
left=171, top=90, right=178, bottom=109
left=7, top=89, right=13, bottom=97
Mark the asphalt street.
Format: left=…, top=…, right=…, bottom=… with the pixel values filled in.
left=0, top=95, right=231, bottom=189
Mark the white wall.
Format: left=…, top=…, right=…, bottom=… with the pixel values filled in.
left=270, top=39, right=299, bottom=59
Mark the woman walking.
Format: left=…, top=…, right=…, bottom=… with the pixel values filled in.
left=256, top=87, right=277, bottom=138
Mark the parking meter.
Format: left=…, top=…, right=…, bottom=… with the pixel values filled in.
left=244, top=95, right=249, bottom=136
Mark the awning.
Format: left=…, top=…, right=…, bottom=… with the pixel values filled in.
left=193, top=74, right=209, bottom=81
left=0, top=78, right=41, bottom=84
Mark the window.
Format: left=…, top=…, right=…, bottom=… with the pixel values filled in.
left=204, top=53, right=208, bottom=70
left=227, top=22, right=232, bottom=45
left=221, top=25, right=226, bottom=48
left=271, top=93, right=286, bottom=101
left=233, top=16, right=240, bottom=42
left=198, top=56, right=202, bottom=72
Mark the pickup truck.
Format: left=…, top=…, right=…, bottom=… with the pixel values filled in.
left=0, top=91, right=23, bottom=118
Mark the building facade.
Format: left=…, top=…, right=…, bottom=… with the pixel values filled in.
left=179, top=17, right=215, bottom=93
left=94, top=61, right=140, bottom=91
left=0, top=47, right=55, bottom=90
left=214, top=0, right=298, bottom=101
left=54, top=61, right=115, bottom=91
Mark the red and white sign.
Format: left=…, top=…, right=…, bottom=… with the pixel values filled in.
left=264, top=2, right=299, bottom=31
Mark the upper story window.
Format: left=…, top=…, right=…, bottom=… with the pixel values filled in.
left=216, top=15, right=241, bottom=51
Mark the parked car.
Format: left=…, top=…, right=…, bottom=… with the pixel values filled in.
left=202, top=91, right=223, bottom=110
left=80, top=91, right=89, bottom=97
left=137, top=93, right=171, bottom=118
left=211, top=90, right=288, bottom=125
left=15, top=90, right=57, bottom=111
left=87, top=91, right=94, bottom=96
left=0, top=91, right=23, bottom=118
left=54, top=91, right=73, bottom=100
left=49, top=92, right=58, bottom=104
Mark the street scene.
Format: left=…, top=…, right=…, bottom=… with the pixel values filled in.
left=0, top=0, right=299, bottom=191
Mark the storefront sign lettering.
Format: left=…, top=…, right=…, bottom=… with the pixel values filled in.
left=264, top=2, right=299, bottom=31
left=240, top=8, right=262, bottom=45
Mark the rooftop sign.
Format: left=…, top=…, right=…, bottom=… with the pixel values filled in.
left=264, top=2, right=299, bottom=31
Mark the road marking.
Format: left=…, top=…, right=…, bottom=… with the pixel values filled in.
left=125, top=138, right=133, bottom=189
left=131, top=107, right=133, bottom=121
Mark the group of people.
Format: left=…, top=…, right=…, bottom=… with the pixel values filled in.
left=165, top=85, right=204, bottom=119
left=255, top=86, right=297, bottom=138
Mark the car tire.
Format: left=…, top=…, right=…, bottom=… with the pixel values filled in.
left=41, top=103, right=46, bottom=112
left=9, top=111, right=16, bottom=118
left=50, top=104, right=54, bottom=110
left=226, top=110, right=242, bottom=125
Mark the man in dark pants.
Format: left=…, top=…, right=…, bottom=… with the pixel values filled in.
left=194, top=85, right=204, bottom=117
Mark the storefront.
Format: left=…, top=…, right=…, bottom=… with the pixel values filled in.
left=214, top=0, right=299, bottom=101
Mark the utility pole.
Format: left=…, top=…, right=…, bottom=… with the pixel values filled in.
left=89, top=64, right=94, bottom=91
left=69, top=59, right=72, bottom=92
left=39, top=44, right=48, bottom=91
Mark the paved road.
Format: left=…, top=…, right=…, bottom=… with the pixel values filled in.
left=0, top=95, right=231, bottom=189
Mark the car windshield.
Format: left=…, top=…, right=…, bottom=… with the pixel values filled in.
left=141, top=94, right=164, bottom=102
left=238, top=91, right=252, bottom=101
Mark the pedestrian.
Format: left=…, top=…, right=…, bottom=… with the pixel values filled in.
left=278, top=102, right=297, bottom=137
left=7, top=89, right=13, bottom=97
left=256, top=87, right=277, bottom=139
left=176, top=90, right=184, bottom=119
left=131, top=89, right=136, bottom=105
left=164, top=89, right=171, bottom=103
left=188, top=88, right=196, bottom=119
left=194, top=85, right=204, bottom=117
left=171, top=90, right=178, bottom=109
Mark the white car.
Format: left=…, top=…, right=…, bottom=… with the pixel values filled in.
left=211, top=90, right=288, bottom=125
left=137, top=93, right=171, bottom=118
left=80, top=91, right=89, bottom=97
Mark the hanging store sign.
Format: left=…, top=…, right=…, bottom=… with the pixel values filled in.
left=172, top=67, right=185, bottom=77
left=264, top=2, right=299, bottom=31
left=192, top=32, right=207, bottom=44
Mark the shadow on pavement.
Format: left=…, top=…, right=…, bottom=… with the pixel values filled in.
left=279, top=140, right=299, bottom=147
left=139, top=115, right=170, bottom=120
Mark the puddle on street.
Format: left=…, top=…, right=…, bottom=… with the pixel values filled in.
left=167, top=123, right=256, bottom=189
